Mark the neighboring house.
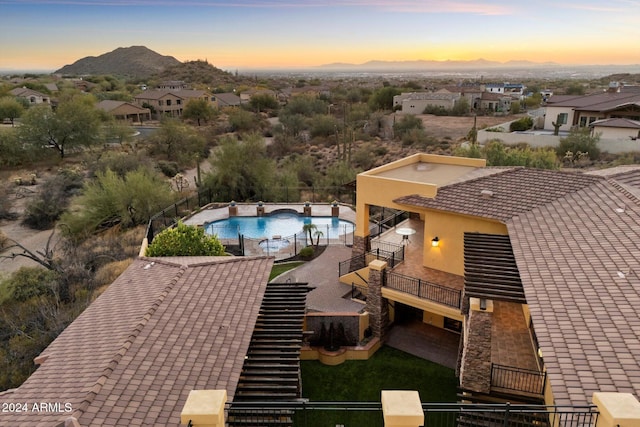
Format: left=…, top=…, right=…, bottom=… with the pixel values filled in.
left=9, top=87, right=50, bottom=104
left=485, top=83, right=525, bottom=99
left=158, top=80, right=188, bottom=90
left=134, top=89, right=215, bottom=118
left=211, top=92, right=241, bottom=108
left=590, top=118, right=640, bottom=140
left=289, top=85, right=331, bottom=99
left=97, top=100, right=151, bottom=123
left=0, top=256, right=310, bottom=426
left=345, top=153, right=640, bottom=407
left=479, top=91, right=512, bottom=112
left=239, top=88, right=277, bottom=105
left=393, top=91, right=461, bottom=114
left=44, top=82, right=59, bottom=92
left=543, top=89, right=640, bottom=133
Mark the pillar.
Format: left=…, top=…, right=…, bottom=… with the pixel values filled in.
left=381, top=390, right=424, bottom=427
left=180, top=390, right=227, bottom=427
left=593, top=393, right=640, bottom=427
left=366, top=259, right=389, bottom=339
left=228, top=203, right=237, bottom=217
left=459, top=299, right=493, bottom=394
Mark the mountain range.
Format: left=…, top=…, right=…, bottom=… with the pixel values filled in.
left=317, top=58, right=560, bottom=71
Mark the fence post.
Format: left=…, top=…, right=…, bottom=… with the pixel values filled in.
left=503, top=402, right=510, bottom=427
left=381, top=390, right=424, bottom=427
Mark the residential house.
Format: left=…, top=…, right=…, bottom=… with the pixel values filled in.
left=211, top=92, right=241, bottom=108
left=393, top=91, right=461, bottom=114
left=133, top=89, right=215, bottom=118
left=0, top=256, right=310, bottom=426
left=239, top=88, right=277, bottom=105
left=97, top=100, right=151, bottom=123
left=9, top=87, right=50, bottom=104
left=158, top=80, right=188, bottom=90
left=590, top=118, right=640, bottom=140
left=479, top=91, right=512, bottom=113
left=344, top=153, right=640, bottom=407
left=485, top=83, right=525, bottom=99
left=543, top=88, right=640, bottom=134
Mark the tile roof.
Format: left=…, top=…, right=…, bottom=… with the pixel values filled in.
left=395, top=168, right=603, bottom=222
left=590, top=117, right=640, bottom=129
left=507, top=180, right=640, bottom=406
left=397, top=166, right=640, bottom=406
left=546, top=91, right=640, bottom=112
left=0, top=256, right=274, bottom=426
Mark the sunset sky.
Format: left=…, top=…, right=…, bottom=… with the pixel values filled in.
left=1, top=0, right=639, bottom=72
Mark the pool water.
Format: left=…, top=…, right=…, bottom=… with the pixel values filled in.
left=205, top=212, right=354, bottom=239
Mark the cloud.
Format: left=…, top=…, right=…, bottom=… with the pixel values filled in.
left=0, top=0, right=514, bottom=14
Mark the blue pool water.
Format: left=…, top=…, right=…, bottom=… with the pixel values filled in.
left=205, top=212, right=354, bottom=239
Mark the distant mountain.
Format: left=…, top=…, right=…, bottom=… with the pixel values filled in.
left=55, top=46, right=181, bottom=78
left=317, top=58, right=560, bottom=71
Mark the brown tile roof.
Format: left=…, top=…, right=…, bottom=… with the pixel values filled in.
left=508, top=180, right=640, bottom=406
left=546, top=91, right=640, bottom=112
left=0, top=256, right=274, bottom=426
left=395, top=168, right=603, bottom=222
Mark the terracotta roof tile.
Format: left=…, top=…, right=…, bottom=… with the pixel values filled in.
left=0, top=256, right=273, bottom=426
left=396, top=168, right=603, bottom=222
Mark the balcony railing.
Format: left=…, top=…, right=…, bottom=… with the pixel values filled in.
left=338, top=245, right=404, bottom=277
left=384, top=271, right=462, bottom=309
left=491, top=363, right=547, bottom=396
left=226, top=401, right=598, bottom=427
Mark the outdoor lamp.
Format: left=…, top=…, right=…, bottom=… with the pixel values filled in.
left=431, top=237, right=440, bottom=247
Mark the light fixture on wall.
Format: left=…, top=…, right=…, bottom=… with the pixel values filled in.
left=431, top=236, right=440, bottom=247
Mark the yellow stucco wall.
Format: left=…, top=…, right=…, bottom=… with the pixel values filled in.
left=421, top=210, right=508, bottom=276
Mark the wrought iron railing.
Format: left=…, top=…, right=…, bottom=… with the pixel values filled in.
left=384, top=271, right=462, bottom=309
left=224, top=401, right=598, bottom=427
left=338, top=246, right=404, bottom=277
left=491, top=363, right=547, bottom=396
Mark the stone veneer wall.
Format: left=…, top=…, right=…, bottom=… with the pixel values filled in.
left=460, top=309, right=492, bottom=393
left=352, top=235, right=369, bottom=257
left=366, top=264, right=389, bottom=339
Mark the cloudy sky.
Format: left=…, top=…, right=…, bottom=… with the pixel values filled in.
left=1, top=0, right=639, bottom=71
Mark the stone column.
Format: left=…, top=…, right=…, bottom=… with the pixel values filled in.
left=381, top=390, right=424, bottom=427
left=352, top=235, right=369, bottom=257
left=593, top=393, right=640, bottom=427
left=459, top=298, right=494, bottom=394
left=303, top=203, right=311, bottom=217
left=228, top=203, right=238, bottom=217
left=366, top=259, right=389, bottom=340
left=180, top=390, right=227, bottom=427
left=257, top=204, right=265, bottom=217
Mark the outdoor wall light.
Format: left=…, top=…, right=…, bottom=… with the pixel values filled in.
left=431, top=236, right=440, bottom=247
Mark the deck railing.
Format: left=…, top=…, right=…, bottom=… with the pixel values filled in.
left=491, top=363, right=547, bottom=396
left=338, top=245, right=404, bottom=277
left=384, top=271, right=462, bottom=309
left=225, top=401, right=598, bottom=427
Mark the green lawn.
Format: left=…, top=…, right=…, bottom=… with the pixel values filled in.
left=301, top=345, right=458, bottom=402
left=269, top=261, right=304, bottom=281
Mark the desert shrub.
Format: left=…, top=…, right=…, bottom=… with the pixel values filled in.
left=90, top=151, right=152, bottom=178
left=7, top=267, right=59, bottom=302
left=557, top=128, right=600, bottom=161
left=0, top=185, right=17, bottom=221
left=94, top=259, right=133, bottom=287
left=299, top=246, right=314, bottom=259
left=0, top=230, right=8, bottom=250
left=157, top=160, right=180, bottom=178
left=353, top=144, right=376, bottom=170
left=485, top=127, right=505, bottom=132
left=23, top=169, right=85, bottom=230
left=423, top=105, right=449, bottom=116
left=509, top=117, right=534, bottom=132
left=146, top=222, right=225, bottom=256
left=401, top=128, right=429, bottom=147
left=485, top=140, right=558, bottom=169
left=393, top=114, right=424, bottom=140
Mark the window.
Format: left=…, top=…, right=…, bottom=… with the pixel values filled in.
left=166, top=99, right=172, bottom=106
left=176, top=99, right=181, bottom=105
left=158, top=100, right=164, bottom=106
left=557, top=113, right=568, bottom=125
left=579, top=117, right=587, bottom=127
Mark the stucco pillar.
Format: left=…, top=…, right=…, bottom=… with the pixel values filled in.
left=180, top=390, right=227, bottom=427
left=381, top=390, right=424, bottom=427
left=593, top=393, right=640, bottom=427
left=228, top=202, right=237, bottom=217
left=366, top=259, right=389, bottom=340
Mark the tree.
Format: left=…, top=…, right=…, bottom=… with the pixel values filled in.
left=61, top=167, right=177, bottom=235
left=150, top=118, right=206, bottom=166
left=302, top=223, right=317, bottom=246
left=146, top=221, right=225, bottom=256
left=451, top=97, right=470, bottom=116
left=249, top=93, right=279, bottom=113
left=393, top=114, right=424, bottom=139
left=204, top=133, right=276, bottom=201
left=369, top=86, right=401, bottom=111
left=0, top=97, right=25, bottom=126
left=18, top=96, right=102, bottom=158
left=182, top=98, right=215, bottom=126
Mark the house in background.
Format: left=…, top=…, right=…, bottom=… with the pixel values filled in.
left=393, top=91, right=461, bottom=114
left=134, top=89, right=215, bottom=118
left=343, top=153, right=640, bottom=406
left=543, top=88, right=640, bottom=134
left=9, top=87, right=50, bottom=104
left=211, top=92, right=241, bottom=108
left=97, top=100, right=151, bottom=123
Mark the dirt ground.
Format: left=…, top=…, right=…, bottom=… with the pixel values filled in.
left=417, top=113, right=520, bottom=140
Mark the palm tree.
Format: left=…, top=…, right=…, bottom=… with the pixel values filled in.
left=302, top=223, right=317, bottom=246
left=314, top=229, right=324, bottom=247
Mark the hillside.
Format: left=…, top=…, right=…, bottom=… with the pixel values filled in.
left=55, top=46, right=181, bottom=78
left=150, top=59, right=237, bottom=87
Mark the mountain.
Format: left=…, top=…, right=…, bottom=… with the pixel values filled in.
left=55, top=46, right=181, bottom=78
left=317, top=58, right=560, bottom=71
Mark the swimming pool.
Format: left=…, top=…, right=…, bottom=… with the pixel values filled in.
left=205, top=212, right=354, bottom=240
